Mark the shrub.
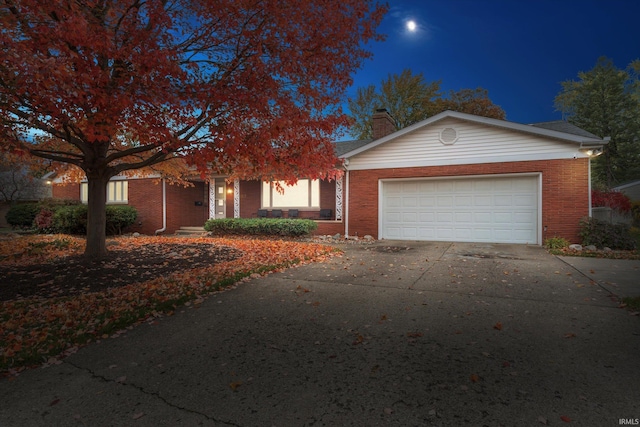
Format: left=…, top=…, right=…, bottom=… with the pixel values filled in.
left=52, top=205, right=88, bottom=234
left=591, top=189, right=632, bottom=213
left=105, top=205, right=137, bottom=235
left=204, top=218, right=318, bottom=237
left=544, top=236, right=570, bottom=250
left=5, top=203, right=40, bottom=229
left=34, top=209, right=55, bottom=233
left=50, top=204, right=137, bottom=235
left=579, top=217, right=637, bottom=250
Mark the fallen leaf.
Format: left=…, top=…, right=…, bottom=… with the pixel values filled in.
left=470, top=374, right=480, bottom=383
left=564, top=332, right=576, bottom=338
left=538, top=415, right=548, bottom=425
left=132, top=412, right=145, bottom=420
left=493, top=322, right=503, bottom=331
left=560, top=415, right=571, bottom=423
left=229, top=381, right=242, bottom=391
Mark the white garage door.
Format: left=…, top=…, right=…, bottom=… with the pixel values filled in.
left=381, top=175, right=539, bottom=244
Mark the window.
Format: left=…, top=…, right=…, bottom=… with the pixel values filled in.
left=80, top=180, right=128, bottom=204
left=262, top=179, right=320, bottom=208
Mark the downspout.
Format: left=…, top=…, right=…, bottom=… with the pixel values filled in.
left=344, top=166, right=350, bottom=238
left=587, top=156, right=593, bottom=218
left=155, top=179, right=167, bottom=235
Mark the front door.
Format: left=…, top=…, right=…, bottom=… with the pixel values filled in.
left=214, top=179, right=226, bottom=219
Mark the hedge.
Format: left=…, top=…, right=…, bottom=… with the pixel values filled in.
left=204, top=218, right=318, bottom=237
left=5, top=201, right=137, bottom=235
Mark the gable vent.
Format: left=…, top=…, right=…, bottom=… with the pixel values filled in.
left=439, top=127, right=458, bottom=145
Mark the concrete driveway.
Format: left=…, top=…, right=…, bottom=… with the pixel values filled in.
left=1, top=241, right=639, bottom=426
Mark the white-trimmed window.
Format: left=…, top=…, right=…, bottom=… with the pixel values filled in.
left=80, top=180, right=128, bottom=204
left=262, top=179, right=320, bottom=208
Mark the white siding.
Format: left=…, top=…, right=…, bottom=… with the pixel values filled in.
left=348, top=117, right=587, bottom=170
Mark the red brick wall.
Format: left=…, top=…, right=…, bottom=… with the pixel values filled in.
left=239, top=180, right=261, bottom=217
left=52, top=183, right=80, bottom=200
left=165, top=181, right=208, bottom=233
left=127, top=179, right=162, bottom=235
left=52, top=179, right=208, bottom=235
left=347, top=159, right=589, bottom=244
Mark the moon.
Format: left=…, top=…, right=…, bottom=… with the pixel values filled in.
left=406, top=20, right=417, bottom=32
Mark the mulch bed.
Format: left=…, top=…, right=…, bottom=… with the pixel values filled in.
left=0, top=243, right=242, bottom=302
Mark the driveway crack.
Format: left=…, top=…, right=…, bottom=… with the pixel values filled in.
left=65, top=360, right=241, bottom=426
left=408, top=242, right=452, bottom=290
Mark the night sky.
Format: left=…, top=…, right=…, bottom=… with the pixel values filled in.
left=347, top=0, right=640, bottom=125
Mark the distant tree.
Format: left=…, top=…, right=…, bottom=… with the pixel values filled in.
left=555, top=57, right=640, bottom=187
left=347, top=69, right=504, bottom=139
left=436, top=88, right=506, bottom=119
left=0, top=153, right=50, bottom=202
left=0, top=0, right=386, bottom=258
left=347, top=70, right=441, bottom=139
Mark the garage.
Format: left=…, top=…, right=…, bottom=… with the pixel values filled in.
left=380, top=174, right=539, bottom=244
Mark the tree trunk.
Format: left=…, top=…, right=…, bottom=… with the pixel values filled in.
left=84, top=174, right=109, bottom=259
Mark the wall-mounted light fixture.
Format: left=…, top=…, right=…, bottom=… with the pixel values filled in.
left=227, top=188, right=233, bottom=194
left=579, top=147, right=604, bottom=157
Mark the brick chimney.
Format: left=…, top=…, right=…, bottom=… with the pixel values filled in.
left=372, top=108, right=396, bottom=140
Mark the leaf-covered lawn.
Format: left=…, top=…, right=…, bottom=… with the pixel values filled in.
left=0, top=234, right=338, bottom=375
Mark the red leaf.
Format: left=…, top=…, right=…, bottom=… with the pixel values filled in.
left=493, top=322, right=503, bottom=331
left=560, top=415, right=572, bottom=423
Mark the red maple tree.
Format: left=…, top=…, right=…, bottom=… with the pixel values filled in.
left=0, top=0, right=386, bottom=257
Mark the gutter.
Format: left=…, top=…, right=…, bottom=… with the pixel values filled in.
left=154, top=179, right=167, bottom=235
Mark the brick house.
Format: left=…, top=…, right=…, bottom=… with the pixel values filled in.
left=52, top=110, right=607, bottom=244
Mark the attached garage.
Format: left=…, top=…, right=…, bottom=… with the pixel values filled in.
left=340, top=110, right=608, bottom=244
left=380, top=174, right=540, bottom=244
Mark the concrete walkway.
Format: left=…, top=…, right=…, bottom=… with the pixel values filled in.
left=1, top=241, right=639, bottom=426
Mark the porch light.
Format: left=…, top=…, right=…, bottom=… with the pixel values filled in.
left=227, top=188, right=233, bottom=194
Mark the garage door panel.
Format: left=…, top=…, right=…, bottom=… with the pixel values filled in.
left=437, top=181, right=455, bottom=192
left=455, top=196, right=473, bottom=206
left=403, top=197, right=417, bottom=207
left=474, top=212, right=492, bottom=223
left=437, top=196, right=453, bottom=207
left=419, top=212, right=436, bottom=222
left=382, top=176, right=538, bottom=244
left=387, top=196, right=402, bottom=208
left=514, top=195, right=535, bottom=206
left=455, top=180, right=474, bottom=191
left=494, top=212, right=512, bottom=223
left=475, top=195, right=492, bottom=206
left=455, top=212, right=472, bottom=222
left=494, top=195, right=512, bottom=206
left=402, top=212, right=418, bottom=222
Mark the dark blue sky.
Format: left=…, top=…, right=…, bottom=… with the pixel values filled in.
left=347, top=0, right=640, bottom=125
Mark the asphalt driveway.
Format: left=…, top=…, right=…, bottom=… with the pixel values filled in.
left=1, top=241, right=639, bottom=426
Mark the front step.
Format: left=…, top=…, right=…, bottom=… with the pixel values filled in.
left=174, top=226, right=207, bottom=236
